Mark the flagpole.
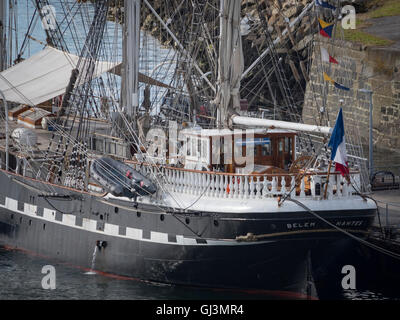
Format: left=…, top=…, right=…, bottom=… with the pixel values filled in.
left=324, top=160, right=333, bottom=199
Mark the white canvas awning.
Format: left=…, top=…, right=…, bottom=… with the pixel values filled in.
left=0, top=47, right=119, bottom=106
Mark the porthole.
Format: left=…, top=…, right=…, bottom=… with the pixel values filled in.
left=185, top=218, right=190, bottom=225
left=43, top=224, right=46, bottom=230
left=29, top=220, right=32, bottom=226
left=160, top=215, right=165, bottom=221
left=137, top=212, right=141, bottom=218
left=213, top=220, right=219, bottom=227
left=10, top=214, right=14, bottom=220
left=114, top=207, right=119, bottom=214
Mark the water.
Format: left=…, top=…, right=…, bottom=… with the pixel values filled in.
left=0, top=246, right=399, bottom=300
left=0, top=246, right=289, bottom=300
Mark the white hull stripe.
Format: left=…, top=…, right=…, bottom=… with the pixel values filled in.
left=0, top=197, right=273, bottom=247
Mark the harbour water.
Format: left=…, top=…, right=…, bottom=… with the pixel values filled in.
left=0, top=246, right=399, bottom=300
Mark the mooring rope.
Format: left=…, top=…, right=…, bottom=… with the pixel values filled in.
left=286, top=197, right=400, bottom=261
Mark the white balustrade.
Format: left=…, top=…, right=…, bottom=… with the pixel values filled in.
left=281, top=177, right=287, bottom=195
left=256, top=177, right=262, bottom=199
left=271, top=177, right=277, bottom=195
left=140, top=164, right=358, bottom=201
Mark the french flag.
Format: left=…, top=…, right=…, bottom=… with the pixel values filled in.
left=328, top=108, right=350, bottom=176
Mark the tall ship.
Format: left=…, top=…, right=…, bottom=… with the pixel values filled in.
left=0, top=0, right=376, bottom=297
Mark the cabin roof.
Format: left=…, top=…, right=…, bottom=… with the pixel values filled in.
left=180, top=127, right=297, bottom=137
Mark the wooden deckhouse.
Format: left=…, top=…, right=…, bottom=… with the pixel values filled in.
left=179, top=128, right=297, bottom=174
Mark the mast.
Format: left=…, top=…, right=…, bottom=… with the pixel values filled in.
left=216, top=0, right=244, bottom=128
left=34, top=0, right=68, bottom=51
left=0, top=0, right=7, bottom=171
left=122, top=0, right=141, bottom=123
left=0, top=0, right=5, bottom=71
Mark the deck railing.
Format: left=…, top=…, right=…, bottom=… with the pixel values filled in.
left=129, top=162, right=361, bottom=200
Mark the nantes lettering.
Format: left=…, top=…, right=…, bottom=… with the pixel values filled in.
left=335, top=221, right=363, bottom=227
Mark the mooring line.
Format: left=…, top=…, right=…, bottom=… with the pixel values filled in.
left=286, top=198, right=400, bottom=261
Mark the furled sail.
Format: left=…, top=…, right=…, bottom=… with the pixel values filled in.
left=0, top=46, right=119, bottom=106
left=215, top=0, right=244, bottom=127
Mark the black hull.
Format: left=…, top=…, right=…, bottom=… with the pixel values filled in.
left=0, top=171, right=376, bottom=298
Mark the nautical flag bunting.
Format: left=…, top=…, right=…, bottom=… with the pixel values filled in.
left=320, top=47, right=339, bottom=64
left=328, top=108, right=349, bottom=176
left=315, top=0, right=336, bottom=10
left=323, top=72, right=350, bottom=91
left=318, top=18, right=334, bottom=38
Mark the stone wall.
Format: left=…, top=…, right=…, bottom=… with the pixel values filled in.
left=302, top=39, right=400, bottom=152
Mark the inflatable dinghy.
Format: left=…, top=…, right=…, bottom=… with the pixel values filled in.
left=90, top=157, right=157, bottom=198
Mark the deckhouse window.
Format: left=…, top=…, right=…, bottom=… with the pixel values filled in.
left=262, top=143, right=272, bottom=156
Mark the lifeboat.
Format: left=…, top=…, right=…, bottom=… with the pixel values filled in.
left=90, top=157, right=157, bottom=198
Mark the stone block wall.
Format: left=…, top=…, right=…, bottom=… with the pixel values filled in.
left=303, top=39, right=400, bottom=152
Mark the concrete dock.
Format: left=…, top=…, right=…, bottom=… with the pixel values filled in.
left=371, top=189, right=400, bottom=229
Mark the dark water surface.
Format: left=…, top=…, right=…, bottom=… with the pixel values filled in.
left=0, top=247, right=285, bottom=300
left=0, top=246, right=398, bottom=301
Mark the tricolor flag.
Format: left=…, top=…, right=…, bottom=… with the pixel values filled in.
left=315, top=0, right=336, bottom=10
left=328, top=108, right=349, bottom=176
left=318, top=19, right=334, bottom=38
left=320, top=47, right=339, bottom=64
left=323, top=72, right=350, bottom=91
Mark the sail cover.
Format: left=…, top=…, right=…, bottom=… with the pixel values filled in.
left=0, top=47, right=119, bottom=106
left=216, top=0, right=244, bottom=127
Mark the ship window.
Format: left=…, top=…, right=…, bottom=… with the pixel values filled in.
left=116, top=144, right=125, bottom=157
left=187, top=137, right=191, bottom=156
left=287, top=138, right=292, bottom=157
left=201, top=140, right=208, bottom=159
left=96, top=138, right=104, bottom=152
left=279, top=140, right=284, bottom=152
left=315, top=183, right=321, bottom=196
left=192, top=139, right=197, bottom=157
left=285, top=138, right=289, bottom=153
left=198, top=139, right=201, bottom=156
left=108, top=142, right=116, bottom=155
left=262, top=143, right=272, bottom=156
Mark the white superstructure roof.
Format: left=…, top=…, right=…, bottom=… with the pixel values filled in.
left=0, top=47, right=119, bottom=106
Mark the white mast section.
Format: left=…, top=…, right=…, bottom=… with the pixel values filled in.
left=231, top=115, right=332, bottom=135
left=123, top=0, right=141, bottom=118
left=0, top=0, right=6, bottom=71
left=241, top=1, right=315, bottom=80
left=142, top=0, right=216, bottom=93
